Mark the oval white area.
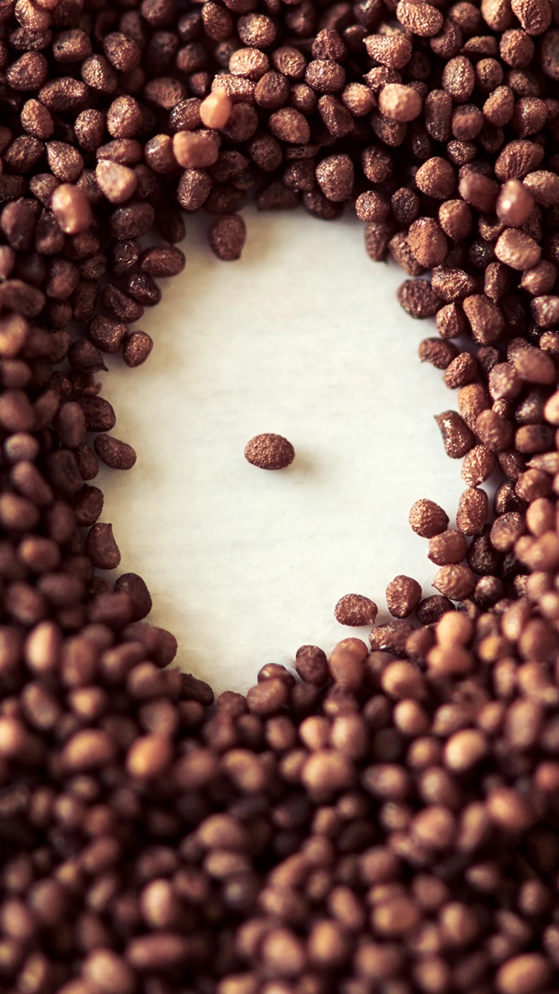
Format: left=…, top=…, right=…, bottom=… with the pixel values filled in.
left=98, top=207, right=464, bottom=693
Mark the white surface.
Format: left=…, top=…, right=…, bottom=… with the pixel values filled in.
left=98, top=207, right=466, bottom=693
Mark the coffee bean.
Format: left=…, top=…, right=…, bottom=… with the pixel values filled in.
left=244, top=433, right=295, bottom=469
left=209, top=213, right=246, bottom=260
left=94, top=435, right=137, bottom=471
left=334, top=594, right=378, bottom=626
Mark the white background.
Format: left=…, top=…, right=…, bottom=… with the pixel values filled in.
left=98, top=207, right=466, bottom=693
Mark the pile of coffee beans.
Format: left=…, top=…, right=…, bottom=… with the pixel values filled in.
left=1, top=0, right=559, bottom=988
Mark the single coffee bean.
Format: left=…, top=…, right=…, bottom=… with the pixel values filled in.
left=244, top=433, right=295, bottom=469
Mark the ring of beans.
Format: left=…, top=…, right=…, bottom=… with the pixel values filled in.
left=0, top=0, right=559, bottom=991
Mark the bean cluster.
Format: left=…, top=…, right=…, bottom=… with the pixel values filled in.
left=0, top=0, right=559, bottom=988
